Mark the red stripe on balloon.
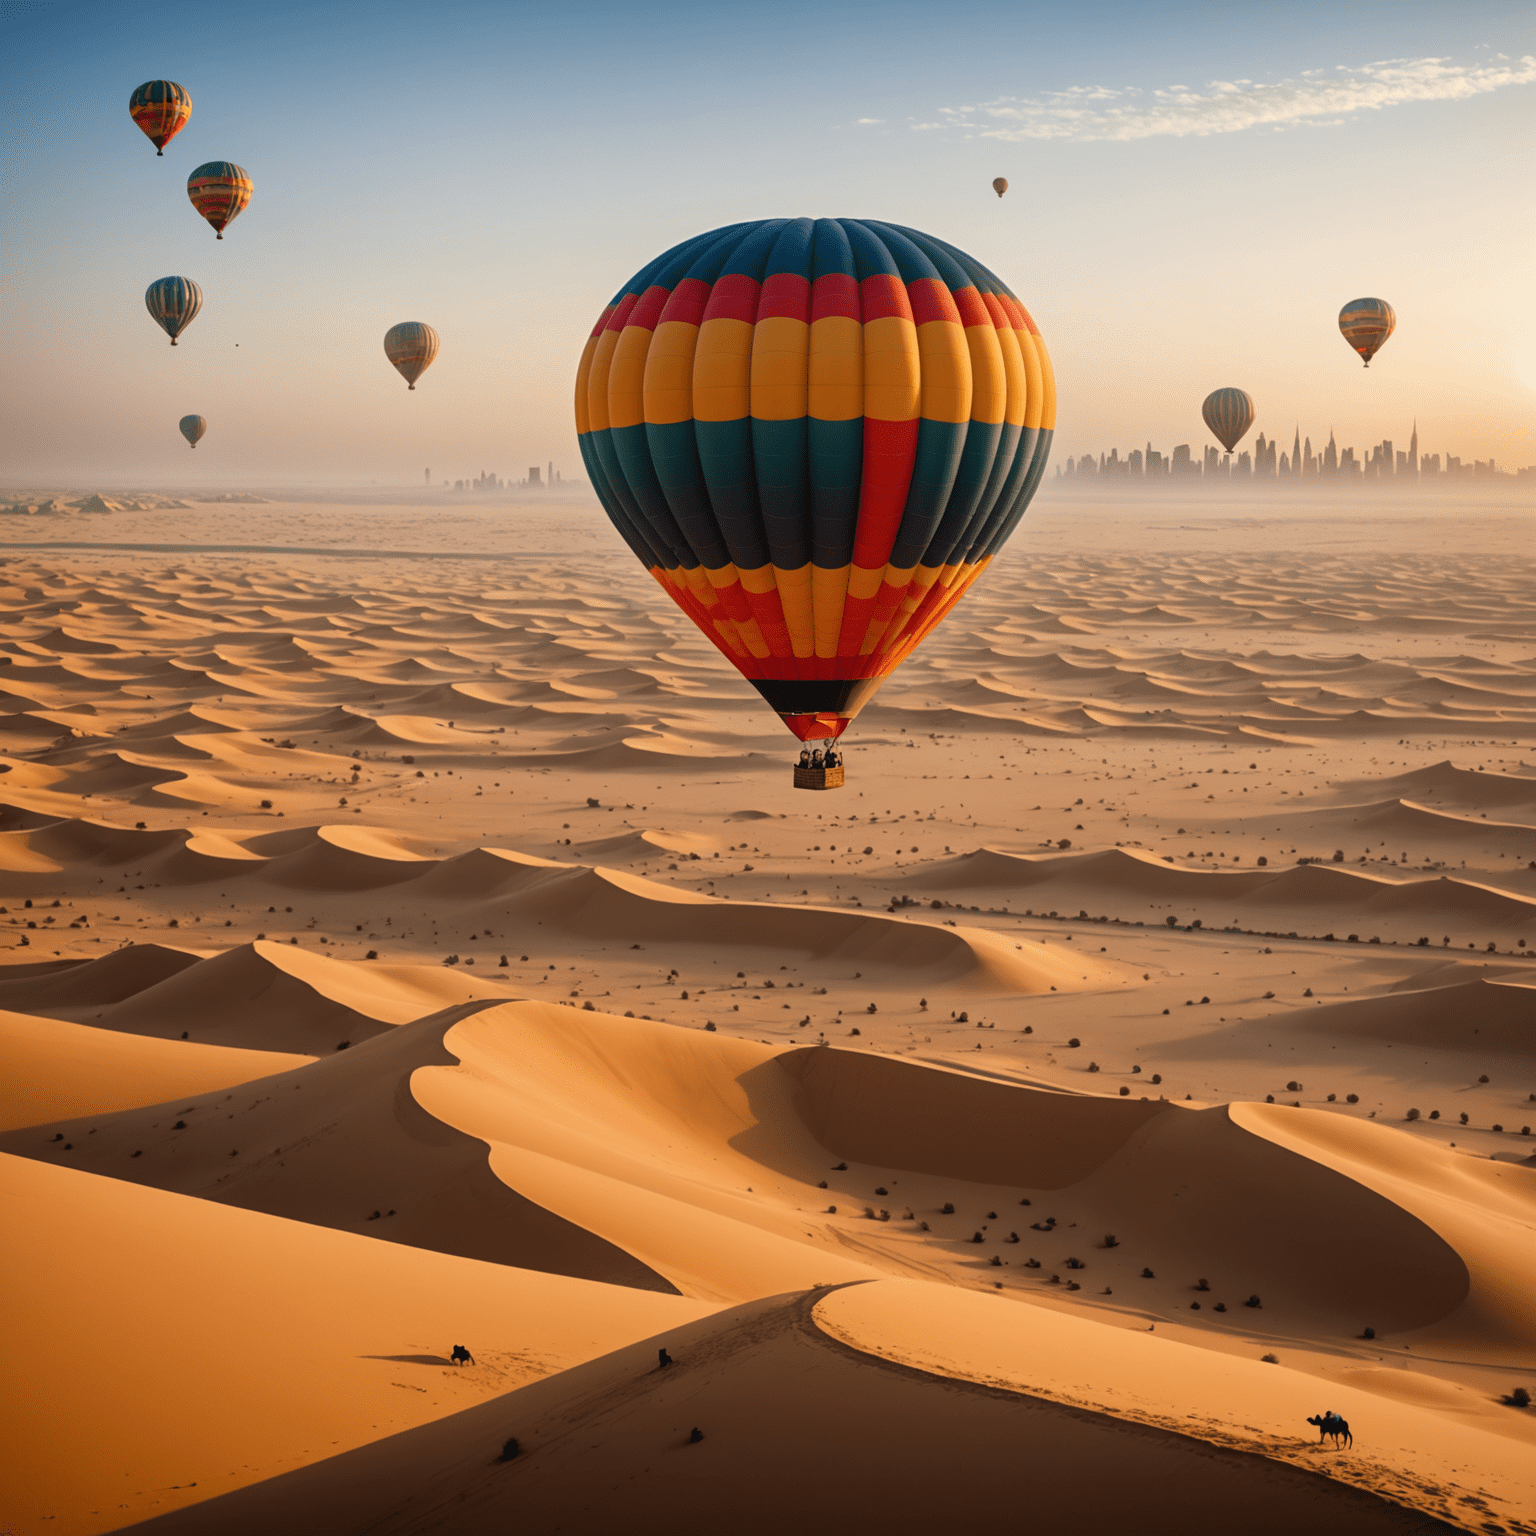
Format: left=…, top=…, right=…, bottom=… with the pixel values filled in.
left=603, top=292, right=641, bottom=334
left=951, top=286, right=990, bottom=329
left=703, top=273, right=761, bottom=324
left=627, top=284, right=671, bottom=331
left=835, top=593, right=878, bottom=658
left=757, top=272, right=811, bottom=323
left=811, top=273, right=860, bottom=323
left=906, top=278, right=961, bottom=327
left=851, top=417, right=919, bottom=569
left=589, top=305, right=616, bottom=340
left=658, top=277, right=711, bottom=327
left=858, top=273, right=912, bottom=323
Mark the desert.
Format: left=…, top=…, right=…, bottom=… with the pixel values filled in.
left=1, top=492, right=1533, bottom=1534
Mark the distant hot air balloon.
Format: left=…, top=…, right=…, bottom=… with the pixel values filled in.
left=575, top=218, right=1055, bottom=768
left=1201, top=388, right=1255, bottom=455
left=145, top=276, right=203, bottom=346
left=1338, top=297, right=1395, bottom=368
left=384, top=322, right=440, bottom=390
left=186, top=162, right=252, bottom=239
left=129, top=80, right=192, bottom=155
left=179, top=415, right=206, bottom=449
left=992, top=177, right=1008, bottom=198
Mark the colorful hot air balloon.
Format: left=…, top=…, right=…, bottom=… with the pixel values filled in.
left=992, top=177, right=1008, bottom=198
left=179, top=415, right=206, bottom=449
left=145, top=276, right=203, bottom=346
left=186, top=162, right=252, bottom=239
left=1338, top=297, right=1396, bottom=368
left=1201, top=388, right=1255, bottom=455
left=575, top=218, right=1055, bottom=761
left=129, top=80, right=192, bottom=155
left=384, top=322, right=440, bottom=390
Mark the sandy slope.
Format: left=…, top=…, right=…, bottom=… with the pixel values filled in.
left=0, top=1154, right=711, bottom=1533
left=3, top=504, right=1536, bottom=1533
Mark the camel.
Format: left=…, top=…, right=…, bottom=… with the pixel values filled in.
left=1306, top=1411, right=1352, bottom=1448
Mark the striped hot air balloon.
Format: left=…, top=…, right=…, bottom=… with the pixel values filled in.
left=145, top=276, right=203, bottom=346
left=1339, top=297, right=1396, bottom=368
left=187, top=162, right=252, bottom=238
left=575, top=218, right=1056, bottom=755
left=129, top=80, right=192, bottom=155
left=383, top=322, right=440, bottom=389
left=1201, top=388, right=1255, bottom=455
left=992, top=177, right=1008, bottom=198
left=179, top=415, right=206, bottom=449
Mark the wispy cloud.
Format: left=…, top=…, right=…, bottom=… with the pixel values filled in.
left=856, top=117, right=885, bottom=126
left=920, top=56, right=1536, bottom=142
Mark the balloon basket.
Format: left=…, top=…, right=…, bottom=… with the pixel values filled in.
left=794, top=764, right=844, bottom=791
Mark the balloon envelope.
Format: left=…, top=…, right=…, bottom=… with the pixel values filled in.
left=575, top=217, right=1056, bottom=742
left=129, top=80, right=192, bottom=154
left=992, top=177, right=1008, bottom=197
left=1338, top=297, right=1395, bottom=367
left=187, top=162, right=252, bottom=238
left=179, top=415, right=206, bottom=449
left=145, top=277, right=203, bottom=346
left=383, top=322, right=440, bottom=389
left=1201, top=388, right=1255, bottom=454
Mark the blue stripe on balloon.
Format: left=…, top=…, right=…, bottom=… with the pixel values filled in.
left=807, top=417, right=863, bottom=569
left=645, top=420, right=732, bottom=570
left=752, top=417, right=811, bottom=571
left=887, top=418, right=967, bottom=571
left=694, top=418, right=770, bottom=571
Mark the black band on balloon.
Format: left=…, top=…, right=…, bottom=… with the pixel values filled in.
left=749, top=678, right=886, bottom=720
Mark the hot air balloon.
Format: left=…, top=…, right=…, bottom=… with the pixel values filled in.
left=1339, top=297, right=1395, bottom=368
left=145, top=276, right=203, bottom=346
left=186, top=162, right=252, bottom=239
left=575, top=218, right=1055, bottom=780
left=384, top=322, right=440, bottom=390
left=992, top=177, right=1008, bottom=198
left=1201, top=388, right=1254, bottom=455
left=179, top=415, right=206, bottom=449
left=129, top=80, right=192, bottom=155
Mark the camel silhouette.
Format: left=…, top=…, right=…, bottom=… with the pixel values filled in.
left=1307, top=1411, right=1352, bottom=1448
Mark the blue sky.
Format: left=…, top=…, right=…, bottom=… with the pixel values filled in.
left=2, top=0, right=1532, bottom=484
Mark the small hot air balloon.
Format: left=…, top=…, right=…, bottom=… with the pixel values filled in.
left=145, top=276, right=203, bottom=346
left=129, top=80, right=192, bottom=155
left=576, top=218, right=1055, bottom=771
left=992, top=177, right=1008, bottom=198
left=1338, top=297, right=1395, bottom=368
left=384, top=322, right=440, bottom=390
left=1202, top=388, right=1255, bottom=454
left=179, top=415, right=206, bottom=449
left=187, top=162, right=252, bottom=239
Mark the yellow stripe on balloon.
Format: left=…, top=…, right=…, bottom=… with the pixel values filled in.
left=858, top=562, right=919, bottom=653
left=608, top=325, right=653, bottom=431
left=574, top=333, right=600, bottom=436
left=586, top=329, right=619, bottom=433
left=737, top=563, right=779, bottom=595
left=750, top=317, right=809, bottom=421
left=773, top=562, right=815, bottom=657
left=963, top=322, right=1006, bottom=425
left=812, top=564, right=850, bottom=658
left=915, top=321, right=971, bottom=425
left=808, top=316, right=863, bottom=422
left=874, top=563, right=945, bottom=655
left=862, top=315, right=921, bottom=422
left=1017, top=329, right=1046, bottom=432
left=693, top=317, right=753, bottom=423
left=995, top=325, right=1028, bottom=428
left=642, top=321, right=701, bottom=426
left=1035, top=332, right=1058, bottom=431
left=848, top=564, right=886, bottom=603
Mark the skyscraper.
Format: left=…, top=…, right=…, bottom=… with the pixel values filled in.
left=1409, top=420, right=1418, bottom=475
left=1291, top=426, right=1300, bottom=476
left=1323, top=431, right=1338, bottom=476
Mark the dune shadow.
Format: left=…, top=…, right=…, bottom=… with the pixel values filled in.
left=360, top=1353, right=454, bottom=1366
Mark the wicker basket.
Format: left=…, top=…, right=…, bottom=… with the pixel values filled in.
left=793, top=764, right=845, bottom=791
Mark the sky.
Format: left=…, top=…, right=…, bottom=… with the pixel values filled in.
left=1, top=0, right=1533, bottom=487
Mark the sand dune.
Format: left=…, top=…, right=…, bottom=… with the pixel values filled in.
left=0, top=1155, right=710, bottom=1533
left=0, top=1009, right=314, bottom=1129
left=115, top=1282, right=1523, bottom=1536
left=922, top=845, right=1536, bottom=939
left=7, top=519, right=1536, bottom=1533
